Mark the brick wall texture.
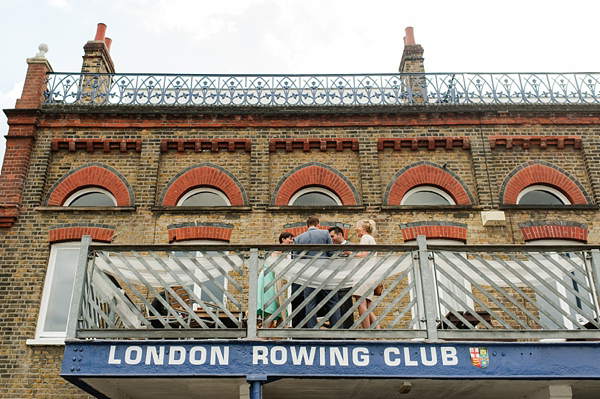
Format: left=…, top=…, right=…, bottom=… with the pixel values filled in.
left=1, top=94, right=600, bottom=396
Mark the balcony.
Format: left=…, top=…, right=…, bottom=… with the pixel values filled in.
left=44, top=72, right=600, bottom=107
left=62, top=237, right=600, bottom=399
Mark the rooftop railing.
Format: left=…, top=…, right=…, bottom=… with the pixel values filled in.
left=44, top=72, right=600, bottom=107
left=67, top=236, right=600, bottom=341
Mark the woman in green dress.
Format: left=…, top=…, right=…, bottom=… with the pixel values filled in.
left=257, top=232, right=294, bottom=328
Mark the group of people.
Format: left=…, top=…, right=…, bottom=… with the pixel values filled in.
left=257, top=216, right=380, bottom=330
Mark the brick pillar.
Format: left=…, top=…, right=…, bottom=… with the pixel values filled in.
left=137, top=138, right=162, bottom=208
left=398, top=27, right=426, bottom=103
left=249, top=138, right=270, bottom=209
left=358, top=136, right=382, bottom=207
left=0, top=48, right=52, bottom=228
left=470, top=123, right=497, bottom=207
left=581, top=134, right=600, bottom=204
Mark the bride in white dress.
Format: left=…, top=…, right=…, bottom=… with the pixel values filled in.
left=352, top=219, right=380, bottom=330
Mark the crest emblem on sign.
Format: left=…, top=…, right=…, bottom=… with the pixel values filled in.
left=469, top=347, right=489, bottom=369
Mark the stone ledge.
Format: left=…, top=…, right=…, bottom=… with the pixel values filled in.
left=152, top=206, right=252, bottom=213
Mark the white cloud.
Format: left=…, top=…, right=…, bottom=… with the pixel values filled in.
left=114, top=0, right=266, bottom=40
left=45, top=0, right=71, bottom=9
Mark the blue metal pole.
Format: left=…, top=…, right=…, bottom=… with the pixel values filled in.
left=249, top=381, right=262, bottom=399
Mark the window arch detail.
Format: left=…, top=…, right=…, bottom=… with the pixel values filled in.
left=49, top=223, right=115, bottom=243
left=400, top=221, right=468, bottom=242
left=273, top=162, right=360, bottom=206
left=519, top=221, right=588, bottom=242
left=44, top=163, right=133, bottom=206
left=168, top=222, right=234, bottom=243
left=160, top=164, right=247, bottom=206
left=500, top=161, right=591, bottom=205
left=384, top=162, right=474, bottom=205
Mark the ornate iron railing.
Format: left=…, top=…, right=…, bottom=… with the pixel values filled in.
left=44, top=72, right=600, bottom=107
left=67, top=237, right=600, bottom=340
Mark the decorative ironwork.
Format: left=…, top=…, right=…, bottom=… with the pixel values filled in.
left=44, top=72, right=600, bottom=107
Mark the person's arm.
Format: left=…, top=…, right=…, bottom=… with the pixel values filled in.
left=356, top=235, right=370, bottom=258
left=325, top=232, right=335, bottom=257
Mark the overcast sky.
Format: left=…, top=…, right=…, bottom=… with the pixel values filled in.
left=1, top=0, right=599, bottom=165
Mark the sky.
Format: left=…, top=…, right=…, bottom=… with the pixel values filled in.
left=1, top=0, right=599, bottom=165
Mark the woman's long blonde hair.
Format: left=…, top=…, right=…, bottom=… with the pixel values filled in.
left=356, top=219, right=376, bottom=235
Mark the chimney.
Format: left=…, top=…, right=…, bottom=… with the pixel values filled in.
left=81, top=22, right=115, bottom=74
left=399, top=26, right=425, bottom=74
left=0, top=44, right=53, bottom=228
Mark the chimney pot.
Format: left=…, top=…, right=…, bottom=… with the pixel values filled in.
left=94, top=23, right=107, bottom=41
left=105, top=37, right=112, bottom=52
left=405, top=27, right=415, bottom=45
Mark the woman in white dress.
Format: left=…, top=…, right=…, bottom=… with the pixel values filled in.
left=352, top=219, right=380, bottom=330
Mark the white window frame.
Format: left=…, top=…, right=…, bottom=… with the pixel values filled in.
left=400, top=186, right=455, bottom=205
left=63, top=187, right=117, bottom=207
left=28, top=241, right=94, bottom=345
left=288, top=187, right=342, bottom=206
left=176, top=187, right=231, bottom=206
left=517, top=185, right=571, bottom=205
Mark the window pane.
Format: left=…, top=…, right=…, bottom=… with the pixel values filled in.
left=180, top=192, right=228, bottom=206
left=69, top=192, right=115, bottom=207
left=403, top=190, right=451, bottom=205
left=519, top=190, right=565, bottom=205
left=200, top=276, right=226, bottom=303
left=292, top=192, right=339, bottom=206
left=43, top=248, right=80, bottom=333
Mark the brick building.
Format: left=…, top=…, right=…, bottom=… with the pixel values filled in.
left=1, top=24, right=600, bottom=398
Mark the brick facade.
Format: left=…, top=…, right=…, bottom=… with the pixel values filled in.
left=1, top=26, right=600, bottom=399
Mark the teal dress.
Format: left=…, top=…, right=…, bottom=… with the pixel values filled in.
left=257, top=264, right=281, bottom=320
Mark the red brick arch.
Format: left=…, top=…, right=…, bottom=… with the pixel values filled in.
left=400, top=222, right=467, bottom=242
left=45, top=164, right=133, bottom=206
left=385, top=163, right=473, bottom=205
left=501, top=162, right=589, bottom=204
left=167, top=222, right=233, bottom=243
left=49, top=224, right=115, bottom=243
left=273, top=163, right=359, bottom=206
left=160, top=164, right=246, bottom=206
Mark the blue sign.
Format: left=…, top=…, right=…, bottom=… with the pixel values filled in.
left=62, top=340, right=600, bottom=379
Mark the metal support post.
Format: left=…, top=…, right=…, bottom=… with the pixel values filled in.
left=589, top=249, right=600, bottom=318
left=66, top=235, right=92, bottom=340
left=247, top=375, right=266, bottom=399
left=249, top=381, right=262, bottom=399
left=417, top=235, right=439, bottom=340
left=247, top=248, right=259, bottom=339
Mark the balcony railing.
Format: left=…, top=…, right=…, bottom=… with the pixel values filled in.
left=67, top=236, right=600, bottom=341
left=44, top=72, right=600, bottom=107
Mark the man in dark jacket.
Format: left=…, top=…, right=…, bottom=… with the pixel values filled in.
left=292, top=216, right=340, bottom=328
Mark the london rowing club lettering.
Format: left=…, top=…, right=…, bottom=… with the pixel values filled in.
left=107, top=345, right=459, bottom=367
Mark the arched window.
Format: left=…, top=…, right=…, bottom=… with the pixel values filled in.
left=177, top=188, right=231, bottom=207
left=288, top=187, right=342, bottom=206
left=517, top=185, right=571, bottom=205
left=401, top=186, right=455, bottom=206
left=64, top=188, right=117, bottom=207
